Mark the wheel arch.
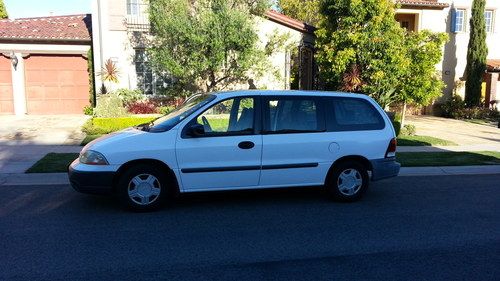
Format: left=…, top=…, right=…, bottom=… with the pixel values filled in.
left=325, top=155, right=372, bottom=185
left=112, top=159, right=179, bottom=193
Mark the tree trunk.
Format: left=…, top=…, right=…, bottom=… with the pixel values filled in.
left=401, top=102, right=407, bottom=128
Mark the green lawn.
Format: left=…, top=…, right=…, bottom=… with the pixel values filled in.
left=26, top=153, right=80, bottom=173
left=82, top=116, right=157, bottom=135
left=81, top=116, right=159, bottom=146
left=397, top=135, right=457, bottom=146
left=397, top=151, right=500, bottom=167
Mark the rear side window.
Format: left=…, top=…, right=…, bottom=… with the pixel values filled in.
left=263, top=96, right=325, bottom=133
left=328, top=97, right=385, bottom=131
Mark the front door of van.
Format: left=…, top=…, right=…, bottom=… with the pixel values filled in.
left=176, top=96, right=262, bottom=191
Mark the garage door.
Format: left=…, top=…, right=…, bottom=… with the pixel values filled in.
left=0, top=56, right=14, bottom=115
left=24, top=54, right=89, bottom=114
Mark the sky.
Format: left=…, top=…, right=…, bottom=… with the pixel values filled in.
left=4, top=0, right=91, bottom=19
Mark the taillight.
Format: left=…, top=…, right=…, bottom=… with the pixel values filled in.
left=385, top=138, right=397, bottom=158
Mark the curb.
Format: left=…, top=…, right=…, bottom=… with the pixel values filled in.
left=0, top=173, right=69, bottom=186
left=1, top=165, right=500, bottom=186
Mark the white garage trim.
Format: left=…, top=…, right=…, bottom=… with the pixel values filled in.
left=0, top=43, right=90, bottom=56
left=10, top=53, right=27, bottom=115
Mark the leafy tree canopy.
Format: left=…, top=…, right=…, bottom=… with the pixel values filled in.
left=316, top=0, right=448, bottom=108
left=464, top=0, right=488, bottom=107
left=399, top=30, right=448, bottom=106
left=0, top=0, right=8, bottom=19
left=277, top=0, right=321, bottom=26
left=149, top=0, right=271, bottom=93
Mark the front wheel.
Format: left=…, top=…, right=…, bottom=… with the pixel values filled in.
left=117, top=164, right=169, bottom=211
left=327, top=161, right=369, bottom=202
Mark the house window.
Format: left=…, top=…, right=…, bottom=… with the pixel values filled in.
left=485, top=10, right=494, bottom=33
left=127, top=0, right=140, bottom=16
left=452, top=9, right=466, bottom=33
left=134, top=49, right=169, bottom=95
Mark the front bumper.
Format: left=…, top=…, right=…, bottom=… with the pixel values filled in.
left=370, top=157, right=401, bottom=181
left=68, top=164, right=115, bottom=195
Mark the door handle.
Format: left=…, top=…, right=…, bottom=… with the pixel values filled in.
left=238, top=141, right=255, bottom=149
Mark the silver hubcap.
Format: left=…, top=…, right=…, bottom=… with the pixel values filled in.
left=337, top=168, right=363, bottom=196
left=128, top=174, right=161, bottom=205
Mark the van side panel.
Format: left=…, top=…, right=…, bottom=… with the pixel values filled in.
left=260, top=132, right=333, bottom=186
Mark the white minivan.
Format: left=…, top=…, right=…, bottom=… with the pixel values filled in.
left=69, top=90, right=400, bottom=211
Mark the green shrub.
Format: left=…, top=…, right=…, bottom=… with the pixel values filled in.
left=400, top=124, right=416, bottom=136
left=81, top=119, right=108, bottom=135
left=115, top=88, right=143, bottom=105
left=440, top=95, right=465, bottom=118
left=93, top=93, right=128, bottom=118
left=87, top=49, right=96, bottom=107
left=158, top=105, right=175, bottom=115
left=388, top=111, right=402, bottom=136
left=83, top=105, right=93, bottom=116
left=82, top=117, right=157, bottom=135
left=392, top=120, right=401, bottom=136
left=453, top=107, right=499, bottom=120
left=93, top=117, right=155, bottom=131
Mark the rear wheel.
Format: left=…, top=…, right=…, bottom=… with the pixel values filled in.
left=117, top=164, right=170, bottom=211
left=327, top=161, right=369, bottom=202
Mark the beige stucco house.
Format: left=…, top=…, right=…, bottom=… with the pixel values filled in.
left=395, top=0, right=500, bottom=108
left=91, top=0, right=315, bottom=96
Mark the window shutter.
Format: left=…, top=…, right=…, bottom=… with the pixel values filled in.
left=450, top=8, right=457, bottom=33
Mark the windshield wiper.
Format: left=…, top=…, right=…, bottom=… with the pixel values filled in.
left=135, top=120, right=155, bottom=132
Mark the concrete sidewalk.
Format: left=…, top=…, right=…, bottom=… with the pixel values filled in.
left=0, top=145, right=81, bottom=174
left=1, top=165, right=499, bottom=186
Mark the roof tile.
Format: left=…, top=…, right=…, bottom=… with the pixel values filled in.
left=487, top=59, right=500, bottom=72
left=396, top=0, right=449, bottom=8
left=0, top=14, right=91, bottom=42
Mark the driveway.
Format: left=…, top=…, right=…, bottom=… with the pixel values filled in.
left=0, top=115, right=89, bottom=145
left=0, top=115, right=88, bottom=173
left=406, top=115, right=499, bottom=146
left=402, top=115, right=500, bottom=153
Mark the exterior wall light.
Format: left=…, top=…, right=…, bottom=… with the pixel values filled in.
left=10, top=52, right=18, bottom=70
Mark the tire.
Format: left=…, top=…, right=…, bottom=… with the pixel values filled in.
left=326, top=161, right=369, bottom=202
left=117, top=164, right=171, bottom=211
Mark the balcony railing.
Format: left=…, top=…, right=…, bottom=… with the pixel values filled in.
left=126, top=3, right=150, bottom=32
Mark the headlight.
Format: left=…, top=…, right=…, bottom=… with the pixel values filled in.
left=79, top=150, right=109, bottom=165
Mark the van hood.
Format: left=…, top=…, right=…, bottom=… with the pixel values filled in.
left=83, top=128, right=146, bottom=152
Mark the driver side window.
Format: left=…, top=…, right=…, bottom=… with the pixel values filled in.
left=196, top=97, right=254, bottom=135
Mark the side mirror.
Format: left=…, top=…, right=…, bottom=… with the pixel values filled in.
left=187, top=123, right=205, bottom=137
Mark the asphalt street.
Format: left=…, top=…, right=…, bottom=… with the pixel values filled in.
left=0, top=175, right=499, bottom=281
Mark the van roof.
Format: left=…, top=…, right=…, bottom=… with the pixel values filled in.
left=213, top=90, right=371, bottom=99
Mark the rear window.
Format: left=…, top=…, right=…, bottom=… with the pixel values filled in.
left=328, top=97, right=385, bottom=131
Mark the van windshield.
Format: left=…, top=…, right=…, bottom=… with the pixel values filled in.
left=145, top=94, right=215, bottom=132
